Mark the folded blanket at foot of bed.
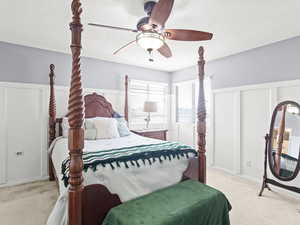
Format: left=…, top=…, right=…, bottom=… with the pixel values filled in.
left=61, top=142, right=197, bottom=187
left=102, top=180, right=232, bottom=225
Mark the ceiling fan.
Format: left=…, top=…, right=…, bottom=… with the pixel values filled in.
left=89, top=0, right=213, bottom=62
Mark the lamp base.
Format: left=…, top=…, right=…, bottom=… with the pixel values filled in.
left=144, top=113, right=151, bottom=129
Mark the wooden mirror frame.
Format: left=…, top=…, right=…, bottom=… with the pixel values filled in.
left=259, top=100, right=300, bottom=196
left=268, top=100, right=300, bottom=181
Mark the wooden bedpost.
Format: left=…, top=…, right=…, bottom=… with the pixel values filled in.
left=125, top=75, right=129, bottom=122
left=197, top=46, right=207, bottom=183
left=68, top=1, right=84, bottom=225
left=48, top=64, right=56, bottom=181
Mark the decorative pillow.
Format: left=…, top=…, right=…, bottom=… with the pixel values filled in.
left=115, top=117, right=131, bottom=137
left=93, top=118, right=120, bottom=139
left=112, top=112, right=122, bottom=118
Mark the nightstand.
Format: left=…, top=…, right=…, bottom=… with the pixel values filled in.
left=131, top=129, right=168, bottom=141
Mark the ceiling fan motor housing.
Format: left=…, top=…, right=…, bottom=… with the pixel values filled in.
left=137, top=1, right=156, bottom=30
left=137, top=16, right=150, bottom=30
left=144, top=1, right=156, bottom=15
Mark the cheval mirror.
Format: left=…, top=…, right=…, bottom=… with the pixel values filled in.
left=259, top=101, right=300, bottom=196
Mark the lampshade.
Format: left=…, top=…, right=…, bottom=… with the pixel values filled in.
left=144, top=101, right=158, bottom=113
left=137, top=32, right=164, bottom=50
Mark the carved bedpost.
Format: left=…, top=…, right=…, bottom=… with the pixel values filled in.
left=48, top=64, right=56, bottom=181
left=68, top=1, right=84, bottom=225
left=125, top=75, right=129, bottom=122
left=197, top=46, right=207, bottom=183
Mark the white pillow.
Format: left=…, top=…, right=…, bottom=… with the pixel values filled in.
left=93, top=118, right=120, bottom=139
left=85, top=118, right=95, bottom=129
left=62, top=117, right=97, bottom=140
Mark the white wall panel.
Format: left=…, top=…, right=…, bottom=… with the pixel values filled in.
left=6, top=87, right=43, bottom=182
left=103, top=92, right=121, bottom=113
left=0, top=87, right=6, bottom=184
left=241, top=89, right=270, bottom=179
left=178, top=124, right=195, bottom=146
left=278, top=85, right=300, bottom=103
left=214, top=92, right=235, bottom=172
left=55, top=88, right=69, bottom=117
left=212, top=79, right=300, bottom=188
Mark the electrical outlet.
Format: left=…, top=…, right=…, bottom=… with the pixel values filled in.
left=246, top=161, right=252, bottom=167
left=15, top=151, right=24, bottom=157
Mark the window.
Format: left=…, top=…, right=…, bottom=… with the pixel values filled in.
left=176, top=82, right=195, bottom=123
left=129, top=79, right=168, bottom=129
left=176, top=78, right=211, bottom=124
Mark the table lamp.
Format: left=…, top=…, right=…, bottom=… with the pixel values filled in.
left=144, top=101, right=157, bottom=129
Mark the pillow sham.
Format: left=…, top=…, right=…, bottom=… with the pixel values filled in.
left=62, top=117, right=97, bottom=140
left=84, top=119, right=97, bottom=140
left=115, top=117, right=131, bottom=137
left=85, top=118, right=95, bottom=129
left=93, top=117, right=120, bottom=139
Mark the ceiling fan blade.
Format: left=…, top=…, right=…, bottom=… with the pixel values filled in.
left=88, top=23, right=138, bottom=33
left=158, top=43, right=172, bottom=58
left=149, top=0, right=174, bottom=27
left=164, top=29, right=213, bottom=41
left=113, top=40, right=136, bottom=55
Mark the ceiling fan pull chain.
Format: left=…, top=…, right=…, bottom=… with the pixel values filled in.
left=147, top=48, right=154, bottom=62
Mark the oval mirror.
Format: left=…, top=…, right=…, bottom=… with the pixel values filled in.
left=268, top=101, right=300, bottom=181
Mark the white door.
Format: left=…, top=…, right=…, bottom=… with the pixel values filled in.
left=174, top=81, right=196, bottom=146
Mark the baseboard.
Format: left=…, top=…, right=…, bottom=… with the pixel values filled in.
left=209, top=166, right=237, bottom=175
left=0, top=176, right=49, bottom=188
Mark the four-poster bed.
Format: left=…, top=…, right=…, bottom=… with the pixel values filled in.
left=47, top=1, right=210, bottom=225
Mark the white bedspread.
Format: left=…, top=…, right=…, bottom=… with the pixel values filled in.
left=47, top=133, right=190, bottom=225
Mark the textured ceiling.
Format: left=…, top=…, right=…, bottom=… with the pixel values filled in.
left=1, top=0, right=300, bottom=71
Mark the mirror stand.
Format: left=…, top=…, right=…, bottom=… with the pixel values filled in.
left=259, top=133, right=300, bottom=196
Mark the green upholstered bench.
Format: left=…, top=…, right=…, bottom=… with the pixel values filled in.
left=102, top=180, right=231, bottom=225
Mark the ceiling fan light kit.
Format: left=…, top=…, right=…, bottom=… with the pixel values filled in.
left=89, top=0, right=213, bottom=60
left=136, top=32, right=165, bottom=50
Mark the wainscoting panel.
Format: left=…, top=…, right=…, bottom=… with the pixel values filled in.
left=212, top=79, right=300, bottom=187
left=214, top=92, right=236, bottom=172
left=240, top=89, right=270, bottom=179
left=178, top=124, right=195, bottom=146
left=55, top=87, right=69, bottom=117
left=278, top=85, right=300, bottom=102
left=0, top=87, right=6, bottom=184
left=6, top=87, right=43, bottom=182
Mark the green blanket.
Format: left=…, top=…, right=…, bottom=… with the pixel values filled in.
left=102, top=180, right=231, bottom=225
left=62, top=142, right=197, bottom=187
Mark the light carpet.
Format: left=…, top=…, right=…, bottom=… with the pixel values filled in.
left=0, top=168, right=299, bottom=225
